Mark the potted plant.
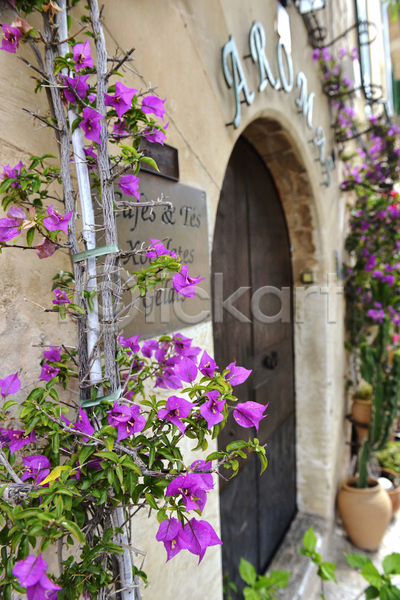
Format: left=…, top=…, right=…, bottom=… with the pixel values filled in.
left=338, top=320, right=400, bottom=550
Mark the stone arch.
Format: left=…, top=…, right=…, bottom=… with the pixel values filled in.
left=241, top=117, right=326, bottom=285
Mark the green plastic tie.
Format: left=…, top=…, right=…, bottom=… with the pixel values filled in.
left=80, top=386, right=122, bottom=408
left=72, top=244, right=119, bottom=263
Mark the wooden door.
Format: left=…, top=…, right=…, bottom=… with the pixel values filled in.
left=212, top=137, right=296, bottom=597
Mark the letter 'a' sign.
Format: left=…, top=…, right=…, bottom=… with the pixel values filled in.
left=115, top=173, right=211, bottom=338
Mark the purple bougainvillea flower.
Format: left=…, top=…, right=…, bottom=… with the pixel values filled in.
left=312, top=48, right=320, bottom=61
left=198, top=351, right=218, bottom=378
left=225, top=361, right=252, bottom=386
left=172, top=333, right=201, bottom=361
left=118, top=334, right=140, bottom=353
left=113, top=404, right=145, bottom=442
left=35, top=237, right=56, bottom=259
left=382, top=274, right=395, bottom=286
left=140, top=339, right=159, bottom=358
left=0, top=218, right=20, bottom=242
left=200, top=391, right=225, bottom=429
left=190, top=460, right=214, bottom=490
left=39, top=363, right=60, bottom=382
left=183, top=518, right=222, bottom=563
left=52, top=288, right=70, bottom=305
left=166, top=473, right=209, bottom=512
left=118, top=174, right=140, bottom=200
left=156, top=518, right=188, bottom=561
left=21, top=455, right=51, bottom=484
left=1, top=24, right=21, bottom=53
left=172, top=266, right=204, bottom=298
left=113, top=119, right=130, bottom=139
left=0, top=372, right=21, bottom=397
left=233, top=401, right=268, bottom=431
left=107, top=402, right=131, bottom=427
left=43, top=205, right=73, bottom=234
left=4, top=429, right=36, bottom=454
left=141, top=95, right=166, bottom=120
left=154, top=369, right=183, bottom=390
left=146, top=238, right=177, bottom=259
left=7, top=206, right=25, bottom=222
left=72, top=408, right=94, bottom=440
left=73, top=39, right=93, bottom=71
left=43, top=346, right=61, bottom=363
left=61, top=74, right=90, bottom=103
left=105, top=82, right=137, bottom=118
left=1, top=160, right=23, bottom=183
left=158, top=395, right=192, bottom=435
left=80, top=107, right=104, bottom=145
left=13, top=554, right=61, bottom=599
left=143, top=122, right=169, bottom=145
left=174, top=356, right=198, bottom=383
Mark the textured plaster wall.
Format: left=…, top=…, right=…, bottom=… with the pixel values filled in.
left=0, top=1, right=353, bottom=599
left=0, top=5, right=76, bottom=410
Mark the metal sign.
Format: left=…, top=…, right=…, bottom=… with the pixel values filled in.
left=139, top=140, right=179, bottom=181
left=115, top=172, right=211, bottom=338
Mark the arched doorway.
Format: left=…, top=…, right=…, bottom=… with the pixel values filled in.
left=212, top=136, right=296, bottom=596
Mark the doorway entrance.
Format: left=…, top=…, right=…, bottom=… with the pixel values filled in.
left=212, top=137, right=296, bottom=596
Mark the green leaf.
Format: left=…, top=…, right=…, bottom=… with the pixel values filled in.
left=243, top=588, right=260, bottom=600
left=258, top=452, right=268, bottom=475
left=61, top=520, right=85, bottom=544
left=71, top=116, right=82, bottom=134
left=25, top=387, right=46, bottom=402
left=105, top=436, right=114, bottom=452
left=115, top=465, right=124, bottom=486
left=94, top=451, right=119, bottom=463
left=48, top=388, right=59, bottom=402
left=144, top=492, right=158, bottom=510
left=140, top=155, right=159, bottom=171
left=268, top=570, right=291, bottom=588
left=205, top=452, right=223, bottom=462
left=346, top=553, right=373, bottom=570
left=318, top=562, right=337, bottom=583
left=226, top=440, right=246, bottom=452
left=302, top=527, right=317, bottom=553
left=26, top=227, right=35, bottom=247
left=365, top=585, right=379, bottom=599
left=25, top=415, right=41, bottom=435
left=3, top=400, right=18, bottom=411
left=361, top=562, right=383, bottom=589
left=68, top=303, right=85, bottom=314
left=380, top=585, right=400, bottom=600
left=239, top=558, right=257, bottom=586
left=156, top=508, right=167, bottom=523
left=79, top=445, right=95, bottom=465
left=383, top=553, right=400, bottom=575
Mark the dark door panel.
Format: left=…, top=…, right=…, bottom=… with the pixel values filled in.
left=212, top=137, right=296, bottom=598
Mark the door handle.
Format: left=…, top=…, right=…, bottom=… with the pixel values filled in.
left=263, top=351, right=278, bottom=370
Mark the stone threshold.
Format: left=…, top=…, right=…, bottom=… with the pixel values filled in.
left=266, top=512, right=333, bottom=600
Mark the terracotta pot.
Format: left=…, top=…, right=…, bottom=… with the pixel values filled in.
left=337, top=477, right=391, bottom=550
left=351, top=398, right=372, bottom=444
left=380, top=468, right=400, bottom=515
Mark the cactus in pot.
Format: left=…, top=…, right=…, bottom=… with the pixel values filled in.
left=357, top=318, right=400, bottom=488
